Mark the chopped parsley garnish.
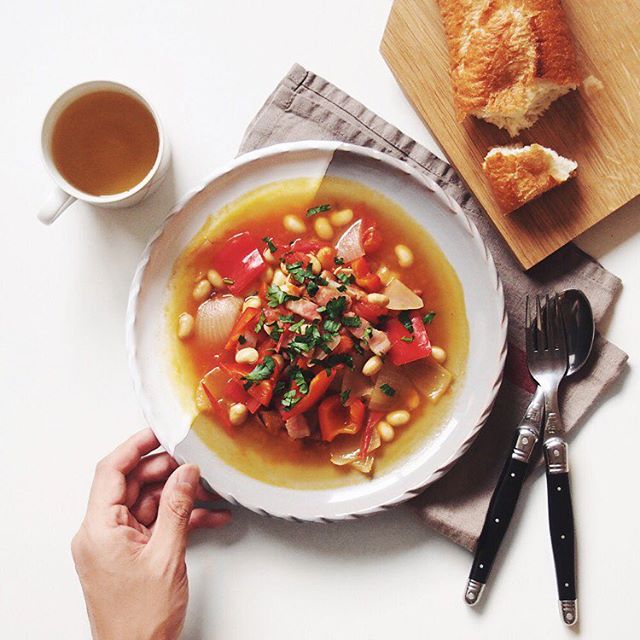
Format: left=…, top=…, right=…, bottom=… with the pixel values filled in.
left=380, top=383, right=396, bottom=397
left=254, top=311, right=266, bottom=333
left=266, top=284, right=298, bottom=308
left=222, top=277, right=235, bottom=286
left=342, top=315, right=362, bottom=328
left=311, top=353, right=354, bottom=370
left=274, top=380, right=287, bottom=395
left=334, top=256, right=344, bottom=265
left=363, top=325, right=373, bottom=340
left=291, top=368, right=310, bottom=395
left=398, top=311, right=414, bottom=333
left=262, top=236, right=278, bottom=253
left=337, top=272, right=355, bottom=286
left=340, top=389, right=350, bottom=405
left=400, top=336, right=414, bottom=343
left=423, top=311, right=436, bottom=325
left=353, top=341, right=365, bottom=355
left=289, top=318, right=306, bottom=334
left=306, top=204, right=331, bottom=217
left=323, top=319, right=341, bottom=333
left=238, top=335, right=247, bottom=345
left=269, top=323, right=283, bottom=341
left=325, top=296, right=348, bottom=320
left=242, top=356, right=275, bottom=388
left=337, top=284, right=347, bottom=292
left=281, top=389, right=301, bottom=411
left=279, top=314, right=296, bottom=323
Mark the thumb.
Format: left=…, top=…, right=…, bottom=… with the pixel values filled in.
left=149, top=464, right=200, bottom=557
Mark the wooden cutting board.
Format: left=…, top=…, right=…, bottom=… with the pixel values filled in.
left=381, top=0, right=640, bottom=269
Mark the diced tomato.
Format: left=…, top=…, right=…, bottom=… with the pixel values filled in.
left=282, top=368, right=339, bottom=418
left=318, top=245, right=337, bottom=270
left=362, top=223, right=383, bottom=254
left=354, top=300, right=387, bottom=324
left=352, top=257, right=383, bottom=292
left=333, top=334, right=354, bottom=355
left=225, top=307, right=261, bottom=350
left=318, top=396, right=365, bottom=442
left=211, top=232, right=266, bottom=295
left=360, top=410, right=384, bottom=459
left=386, top=313, right=432, bottom=365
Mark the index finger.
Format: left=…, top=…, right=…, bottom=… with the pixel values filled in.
left=88, top=428, right=161, bottom=511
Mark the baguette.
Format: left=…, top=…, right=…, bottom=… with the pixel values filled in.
left=437, top=0, right=581, bottom=136
left=483, top=144, right=577, bottom=213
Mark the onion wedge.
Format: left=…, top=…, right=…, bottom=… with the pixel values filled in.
left=384, top=279, right=424, bottom=311
left=195, top=295, right=242, bottom=348
left=335, top=219, right=365, bottom=262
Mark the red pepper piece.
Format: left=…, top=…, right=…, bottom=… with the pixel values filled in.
left=318, top=396, right=365, bottom=442
left=211, top=232, right=266, bottom=295
left=362, top=222, right=383, bottom=254
left=225, top=307, right=261, bottom=351
left=386, top=313, right=432, bottom=365
left=281, top=367, right=339, bottom=418
left=360, top=410, right=384, bottom=459
left=223, top=379, right=261, bottom=413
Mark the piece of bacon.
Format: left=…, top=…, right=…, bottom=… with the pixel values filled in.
left=285, top=298, right=321, bottom=321
left=315, top=285, right=342, bottom=306
left=345, top=313, right=370, bottom=340
left=285, top=414, right=311, bottom=439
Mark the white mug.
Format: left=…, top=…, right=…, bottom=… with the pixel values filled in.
left=38, top=80, right=171, bottom=225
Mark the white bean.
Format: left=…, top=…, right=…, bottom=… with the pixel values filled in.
left=263, top=248, right=278, bottom=264
left=272, top=269, right=287, bottom=287
left=394, top=244, right=414, bottom=268
left=314, top=216, right=333, bottom=240
left=431, top=346, right=447, bottom=364
left=283, top=214, right=307, bottom=234
left=377, top=421, right=395, bottom=442
left=235, top=347, right=259, bottom=365
left=228, top=403, right=248, bottom=426
left=366, top=293, right=389, bottom=306
left=307, top=254, right=322, bottom=275
left=386, top=410, right=410, bottom=426
left=193, top=279, right=212, bottom=301
left=329, top=208, right=354, bottom=227
left=242, top=296, right=261, bottom=312
left=177, top=312, right=194, bottom=339
left=207, top=269, right=224, bottom=289
left=406, top=389, right=420, bottom=411
left=362, top=355, right=383, bottom=377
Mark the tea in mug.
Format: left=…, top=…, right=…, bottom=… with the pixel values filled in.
left=51, top=90, right=160, bottom=196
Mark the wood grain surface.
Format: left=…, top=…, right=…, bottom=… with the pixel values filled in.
left=381, top=0, right=640, bottom=268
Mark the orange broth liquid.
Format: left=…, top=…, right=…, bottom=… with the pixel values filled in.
left=168, top=177, right=469, bottom=489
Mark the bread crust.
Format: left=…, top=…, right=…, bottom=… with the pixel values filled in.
left=482, top=144, right=576, bottom=213
left=437, top=0, right=581, bottom=134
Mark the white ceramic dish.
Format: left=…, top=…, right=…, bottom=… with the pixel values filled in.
left=127, top=141, right=507, bottom=521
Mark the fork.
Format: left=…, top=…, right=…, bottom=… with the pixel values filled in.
left=526, top=293, right=577, bottom=626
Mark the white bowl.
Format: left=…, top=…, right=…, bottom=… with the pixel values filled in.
left=127, top=141, right=507, bottom=521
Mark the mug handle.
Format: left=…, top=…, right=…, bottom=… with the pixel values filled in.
left=38, top=187, right=76, bottom=225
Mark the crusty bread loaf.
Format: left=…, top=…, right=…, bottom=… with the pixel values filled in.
left=483, top=144, right=577, bottom=213
left=437, top=0, right=581, bottom=136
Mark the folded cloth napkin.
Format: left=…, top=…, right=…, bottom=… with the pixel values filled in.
left=239, top=64, right=629, bottom=551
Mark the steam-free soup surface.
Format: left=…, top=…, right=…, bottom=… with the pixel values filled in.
left=169, top=177, right=468, bottom=489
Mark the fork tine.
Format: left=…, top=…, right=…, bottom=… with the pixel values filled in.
left=545, top=293, right=555, bottom=351
left=536, top=294, right=545, bottom=350
left=554, top=293, right=567, bottom=356
left=525, top=295, right=535, bottom=354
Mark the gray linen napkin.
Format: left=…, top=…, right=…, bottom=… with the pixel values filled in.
left=239, top=64, right=629, bottom=550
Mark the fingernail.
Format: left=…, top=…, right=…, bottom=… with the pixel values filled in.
left=176, top=464, right=200, bottom=487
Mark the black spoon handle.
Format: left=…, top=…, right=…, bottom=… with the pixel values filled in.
left=544, top=438, right=577, bottom=626
left=464, top=424, right=538, bottom=606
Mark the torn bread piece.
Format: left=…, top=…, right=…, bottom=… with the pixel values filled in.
left=483, top=144, right=577, bottom=213
left=437, top=0, right=581, bottom=136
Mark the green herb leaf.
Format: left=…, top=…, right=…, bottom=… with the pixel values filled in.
left=311, top=353, right=353, bottom=370
left=398, top=310, right=414, bottom=333
left=323, top=319, right=341, bottom=333
left=337, top=272, right=355, bottom=286
left=325, top=296, right=348, bottom=320
left=400, top=335, right=414, bottom=343
left=363, top=325, right=373, bottom=340
left=254, top=311, right=266, bottom=333
left=422, top=311, right=436, bottom=325
left=281, top=389, right=301, bottom=411
left=380, top=383, right=396, bottom=397
left=238, top=335, right=247, bottom=345
left=242, top=356, right=275, bottom=385
left=334, top=256, right=344, bottom=265
left=342, top=315, right=362, bottom=328
left=222, top=277, right=235, bottom=286
left=262, top=236, right=278, bottom=253
left=340, top=389, right=351, bottom=405
left=292, top=368, right=309, bottom=395
left=266, top=284, right=298, bottom=308
left=353, top=341, right=365, bottom=355
left=306, top=204, right=331, bottom=217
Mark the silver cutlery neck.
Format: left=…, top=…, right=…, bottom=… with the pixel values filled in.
left=464, top=579, right=485, bottom=606
left=559, top=599, right=578, bottom=626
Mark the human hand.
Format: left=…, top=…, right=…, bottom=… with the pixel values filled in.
left=71, top=428, right=231, bottom=640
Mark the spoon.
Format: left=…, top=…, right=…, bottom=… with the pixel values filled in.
left=465, top=289, right=595, bottom=606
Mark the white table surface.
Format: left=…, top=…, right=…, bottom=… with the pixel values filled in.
left=1, top=1, right=638, bottom=638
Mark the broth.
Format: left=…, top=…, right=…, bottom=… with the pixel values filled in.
left=168, top=177, right=469, bottom=489
left=51, top=90, right=159, bottom=196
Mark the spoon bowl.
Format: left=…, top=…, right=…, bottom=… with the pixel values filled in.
left=560, top=289, right=595, bottom=376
